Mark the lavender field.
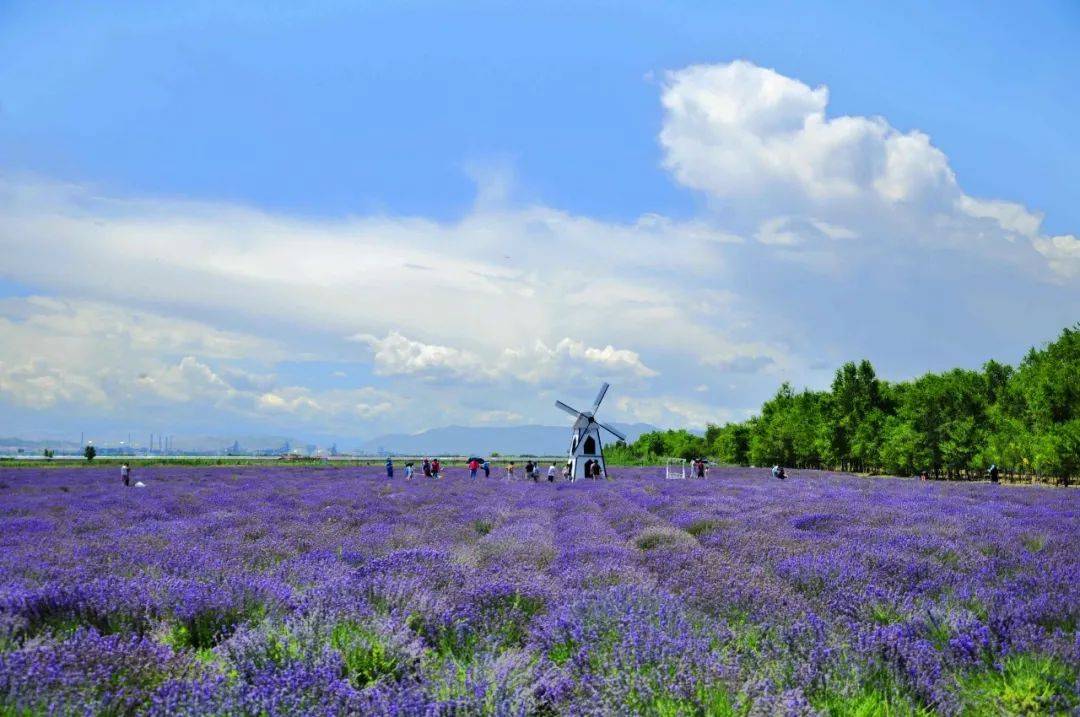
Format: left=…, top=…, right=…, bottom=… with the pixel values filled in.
left=1, top=465, right=1077, bottom=716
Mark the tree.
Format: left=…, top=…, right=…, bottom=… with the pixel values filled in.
left=84, top=444, right=96, bottom=462
left=42, top=448, right=54, bottom=460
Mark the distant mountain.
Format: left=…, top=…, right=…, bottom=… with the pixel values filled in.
left=357, top=423, right=656, bottom=456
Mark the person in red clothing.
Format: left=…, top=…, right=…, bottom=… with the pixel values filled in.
left=468, top=458, right=479, bottom=479
left=431, top=458, right=441, bottom=479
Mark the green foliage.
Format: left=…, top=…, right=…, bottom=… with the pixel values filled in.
left=811, top=668, right=932, bottom=716
left=606, top=429, right=707, bottom=464
left=166, top=602, right=267, bottom=650
left=958, top=654, right=1077, bottom=715
left=83, top=445, right=96, bottom=462
left=331, top=622, right=403, bottom=687
left=634, top=324, right=1080, bottom=482
left=41, top=449, right=53, bottom=460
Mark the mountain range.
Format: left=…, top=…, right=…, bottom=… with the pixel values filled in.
left=357, top=423, right=656, bottom=456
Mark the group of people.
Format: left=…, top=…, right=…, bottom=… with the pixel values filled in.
left=383, top=456, right=597, bottom=482
left=387, top=457, right=484, bottom=480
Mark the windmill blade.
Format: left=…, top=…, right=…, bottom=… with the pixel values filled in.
left=592, top=382, right=610, bottom=412
left=596, top=420, right=627, bottom=442
left=555, top=400, right=585, bottom=418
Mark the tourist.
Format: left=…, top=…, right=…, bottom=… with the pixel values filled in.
left=772, top=465, right=786, bottom=480
left=563, top=463, right=571, bottom=482
left=548, top=463, right=557, bottom=482
left=422, top=458, right=432, bottom=478
left=988, top=464, right=1000, bottom=483
left=432, top=458, right=441, bottom=479
left=385, top=457, right=394, bottom=479
left=121, top=462, right=131, bottom=487
left=506, top=462, right=515, bottom=480
left=482, top=459, right=490, bottom=478
left=404, top=462, right=414, bottom=480
left=469, top=457, right=479, bottom=479
left=583, top=459, right=593, bottom=479
left=696, top=459, right=706, bottom=479
left=525, top=460, right=534, bottom=480
left=592, top=461, right=603, bottom=479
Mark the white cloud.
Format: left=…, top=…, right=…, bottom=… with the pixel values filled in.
left=0, top=296, right=399, bottom=429
left=660, top=61, right=954, bottom=205
left=659, top=60, right=1078, bottom=278
left=0, top=59, right=1076, bottom=438
left=1032, top=234, right=1080, bottom=279
left=351, top=332, right=658, bottom=383
left=351, top=331, right=490, bottom=379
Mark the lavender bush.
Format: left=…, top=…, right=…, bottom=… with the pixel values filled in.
left=1, top=464, right=1077, bottom=715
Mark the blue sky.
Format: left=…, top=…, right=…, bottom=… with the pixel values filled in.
left=1, top=1, right=1078, bottom=448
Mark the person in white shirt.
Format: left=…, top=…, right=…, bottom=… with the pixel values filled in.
left=547, top=463, right=557, bottom=482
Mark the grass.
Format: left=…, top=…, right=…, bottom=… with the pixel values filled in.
left=958, top=654, right=1078, bottom=716
left=165, top=603, right=267, bottom=650
left=812, top=669, right=933, bottom=717
left=331, top=622, right=405, bottom=688
left=686, top=519, right=726, bottom=538
left=1020, top=534, right=1046, bottom=553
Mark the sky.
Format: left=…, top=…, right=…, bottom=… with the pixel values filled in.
left=1, top=1, right=1078, bottom=448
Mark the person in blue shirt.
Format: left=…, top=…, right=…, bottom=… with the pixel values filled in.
left=385, top=457, right=394, bottom=479
left=482, top=459, right=490, bottom=478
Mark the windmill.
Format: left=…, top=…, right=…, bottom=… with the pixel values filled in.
left=555, top=382, right=627, bottom=480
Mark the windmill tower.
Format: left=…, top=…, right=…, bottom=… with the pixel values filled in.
left=555, top=382, right=627, bottom=480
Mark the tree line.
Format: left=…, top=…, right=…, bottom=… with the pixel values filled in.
left=607, top=324, right=1079, bottom=483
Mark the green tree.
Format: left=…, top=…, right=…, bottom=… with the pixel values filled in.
left=84, top=444, right=96, bottom=462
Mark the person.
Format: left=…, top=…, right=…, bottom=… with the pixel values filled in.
left=468, top=457, right=479, bottom=479
left=482, top=459, right=490, bottom=478
left=920, top=469, right=929, bottom=481
left=422, top=458, right=432, bottom=478
left=385, top=457, right=394, bottom=479
left=988, top=464, right=1000, bottom=483
left=548, top=463, right=557, bottom=482
left=432, top=458, right=441, bottom=479
left=583, top=459, right=593, bottom=480
left=772, top=464, right=786, bottom=480
left=121, top=462, right=131, bottom=487
left=696, top=459, right=706, bottom=479
left=507, top=462, right=515, bottom=479
left=563, top=463, right=571, bottom=482
left=592, top=461, right=603, bottom=479
left=404, top=462, right=414, bottom=480
left=525, top=460, right=534, bottom=480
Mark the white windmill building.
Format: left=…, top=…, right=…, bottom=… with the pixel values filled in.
left=555, top=382, right=627, bottom=480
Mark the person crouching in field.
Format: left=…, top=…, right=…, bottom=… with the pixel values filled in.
left=121, top=462, right=131, bottom=487
left=772, top=464, right=786, bottom=480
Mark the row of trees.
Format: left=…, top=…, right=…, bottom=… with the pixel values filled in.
left=608, top=325, right=1079, bottom=482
